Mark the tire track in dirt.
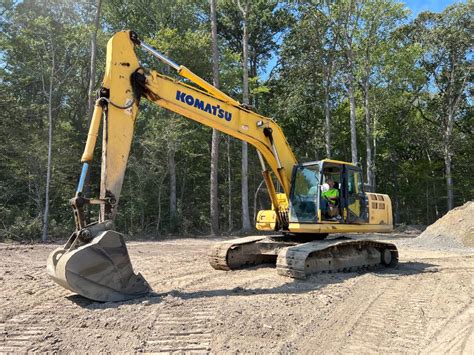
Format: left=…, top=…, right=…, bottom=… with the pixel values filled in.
left=420, top=257, right=473, bottom=354
left=293, top=266, right=442, bottom=353
left=143, top=299, right=216, bottom=353
left=141, top=261, right=279, bottom=353
left=307, top=255, right=473, bottom=354
left=0, top=266, right=70, bottom=320
left=0, top=291, right=95, bottom=353
left=341, top=275, right=438, bottom=354
left=139, top=252, right=218, bottom=353
left=421, top=300, right=473, bottom=354
left=151, top=270, right=216, bottom=293
left=0, top=258, right=74, bottom=354
left=0, top=301, right=54, bottom=353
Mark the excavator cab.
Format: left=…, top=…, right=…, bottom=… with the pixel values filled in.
left=317, top=160, right=369, bottom=224
left=288, top=160, right=368, bottom=225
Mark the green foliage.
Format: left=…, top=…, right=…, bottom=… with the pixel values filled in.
left=0, top=0, right=472, bottom=242
left=1, top=0, right=92, bottom=240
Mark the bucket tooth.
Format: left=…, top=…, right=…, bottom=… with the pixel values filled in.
left=47, top=230, right=150, bottom=302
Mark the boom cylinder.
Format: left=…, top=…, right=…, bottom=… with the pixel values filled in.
left=81, top=102, right=103, bottom=163
left=138, top=41, right=239, bottom=106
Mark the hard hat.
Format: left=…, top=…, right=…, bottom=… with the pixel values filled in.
left=321, top=183, right=330, bottom=193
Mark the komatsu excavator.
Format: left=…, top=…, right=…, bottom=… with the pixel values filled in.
left=47, top=31, right=398, bottom=302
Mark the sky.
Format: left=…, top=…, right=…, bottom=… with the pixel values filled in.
left=403, top=0, right=460, bottom=16
left=262, top=0, right=463, bottom=79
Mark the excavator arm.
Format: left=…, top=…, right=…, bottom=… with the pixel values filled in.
left=78, top=31, right=296, bottom=228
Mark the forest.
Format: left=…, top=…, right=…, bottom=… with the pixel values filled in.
left=0, top=0, right=472, bottom=241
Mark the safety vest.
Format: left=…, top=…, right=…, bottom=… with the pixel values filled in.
left=322, top=188, right=339, bottom=204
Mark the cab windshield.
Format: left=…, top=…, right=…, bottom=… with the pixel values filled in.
left=289, top=164, right=319, bottom=223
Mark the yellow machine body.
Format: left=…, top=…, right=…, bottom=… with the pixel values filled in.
left=256, top=193, right=289, bottom=231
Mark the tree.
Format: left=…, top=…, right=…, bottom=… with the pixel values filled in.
left=338, top=0, right=362, bottom=165
left=277, top=1, right=342, bottom=159
left=219, top=0, right=289, bottom=231
left=1, top=1, right=92, bottom=240
left=237, top=0, right=252, bottom=232
left=410, top=3, right=473, bottom=210
left=210, top=0, right=220, bottom=235
left=356, top=0, right=407, bottom=190
left=87, top=0, right=102, bottom=120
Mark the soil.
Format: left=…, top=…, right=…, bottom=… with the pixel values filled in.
left=1, top=232, right=473, bottom=353
left=413, top=201, right=474, bottom=249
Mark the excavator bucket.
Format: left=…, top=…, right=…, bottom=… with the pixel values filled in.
left=47, top=230, right=150, bottom=302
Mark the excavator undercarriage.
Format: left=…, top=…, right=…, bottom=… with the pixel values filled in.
left=209, top=235, right=398, bottom=278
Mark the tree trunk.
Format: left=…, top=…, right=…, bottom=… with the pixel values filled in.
left=444, top=112, right=454, bottom=211
left=210, top=0, right=220, bottom=235
left=426, top=149, right=439, bottom=220
left=239, top=0, right=251, bottom=232
left=323, top=79, right=332, bottom=158
left=363, top=81, right=372, bottom=190
left=84, top=0, right=102, bottom=224
left=348, top=72, right=358, bottom=164
left=372, top=112, right=377, bottom=191
left=390, top=153, right=400, bottom=224
left=227, top=136, right=232, bottom=232
left=442, top=66, right=465, bottom=211
left=87, top=0, right=102, bottom=121
left=42, top=52, right=55, bottom=242
left=155, top=171, right=168, bottom=237
left=253, top=179, right=265, bottom=221
left=241, top=142, right=251, bottom=232
left=344, top=30, right=358, bottom=164
left=180, top=164, right=187, bottom=228
left=168, top=144, right=177, bottom=233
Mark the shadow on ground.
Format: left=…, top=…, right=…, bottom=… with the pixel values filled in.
left=66, top=260, right=437, bottom=309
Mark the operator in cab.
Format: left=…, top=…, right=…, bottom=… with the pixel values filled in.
left=321, top=176, right=341, bottom=221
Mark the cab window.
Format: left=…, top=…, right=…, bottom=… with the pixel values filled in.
left=289, top=165, right=319, bottom=223
left=348, top=170, right=363, bottom=194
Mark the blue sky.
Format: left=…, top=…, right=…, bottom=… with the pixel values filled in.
left=262, top=0, right=463, bottom=79
left=403, top=0, right=460, bottom=16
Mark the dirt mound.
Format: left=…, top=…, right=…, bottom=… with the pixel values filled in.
left=415, top=201, right=474, bottom=249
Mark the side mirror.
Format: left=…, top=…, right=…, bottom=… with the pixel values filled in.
left=364, top=183, right=372, bottom=192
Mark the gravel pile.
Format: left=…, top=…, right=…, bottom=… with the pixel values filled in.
left=411, top=201, right=474, bottom=250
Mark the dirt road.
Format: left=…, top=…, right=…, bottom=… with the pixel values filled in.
left=1, top=235, right=473, bottom=353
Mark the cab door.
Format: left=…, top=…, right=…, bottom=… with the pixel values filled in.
left=344, top=166, right=368, bottom=223
left=288, top=164, right=320, bottom=223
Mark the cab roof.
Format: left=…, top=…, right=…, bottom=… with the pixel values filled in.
left=321, top=158, right=357, bottom=167
left=299, top=159, right=357, bottom=168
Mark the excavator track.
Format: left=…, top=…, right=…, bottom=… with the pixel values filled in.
left=276, top=239, right=398, bottom=279
left=209, top=236, right=287, bottom=270
left=209, top=236, right=398, bottom=279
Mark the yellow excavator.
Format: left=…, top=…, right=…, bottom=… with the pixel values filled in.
left=47, top=31, right=398, bottom=302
